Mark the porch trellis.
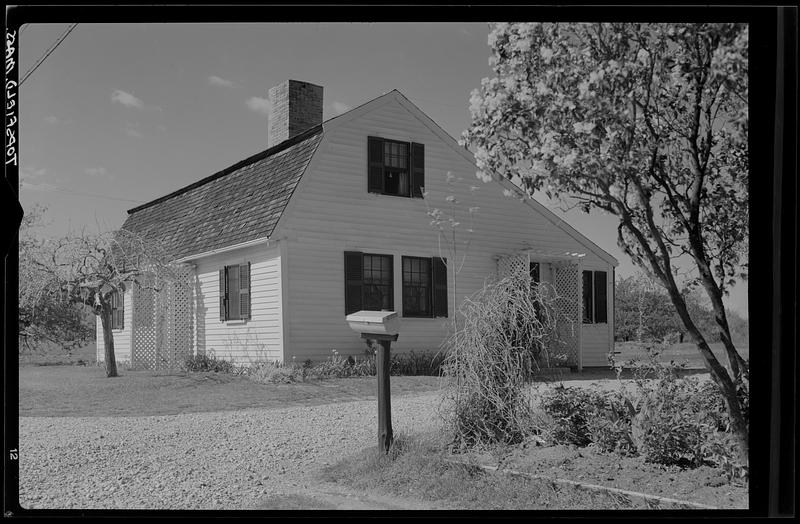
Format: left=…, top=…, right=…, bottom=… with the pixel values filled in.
left=131, top=265, right=194, bottom=370
left=497, top=251, right=581, bottom=368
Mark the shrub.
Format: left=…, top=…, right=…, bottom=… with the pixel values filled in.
left=246, top=361, right=305, bottom=384
left=441, top=274, right=568, bottom=449
left=391, top=350, right=446, bottom=376
left=181, top=351, right=235, bottom=373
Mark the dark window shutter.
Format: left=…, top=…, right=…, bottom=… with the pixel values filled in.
left=432, top=257, right=448, bottom=318
left=228, top=265, right=241, bottom=320
left=219, top=267, right=227, bottom=321
left=582, top=270, right=594, bottom=323
left=117, top=291, right=124, bottom=330
left=239, top=262, right=251, bottom=320
left=344, top=251, right=363, bottom=315
left=594, top=271, right=608, bottom=323
left=368, top=136, right=385, bottom=193
left=410, top=142, right=425, bottom=198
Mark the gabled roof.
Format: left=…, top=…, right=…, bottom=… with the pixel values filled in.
left=122, top=126, right=323, bottom=260
left=124, top=88, right=617, bottom=267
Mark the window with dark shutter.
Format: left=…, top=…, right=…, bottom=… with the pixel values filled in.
left=594, top=271, right=608, bottom=323
left=363, top=254, right=393, bottom=310
left=239, top=263, right=251, bottom=320
left=368, top=136, right=385, bottom=194
left=410, top=142, right=425, bottom=197
left=432, top=257, right=448, bottom=318
left=110, top=290, right=124, bottom=330
left=367, top=136, right=424, bottom=199
left=219, top=268, right=227, bottom=321
left=402, top=257, right=432, bottom=317
left=582, top=270, right=594, bottom=323
left=228, top=265, right=241, bottom=320
left=344, top=251, right=364, bottom=315
left=220, top=263, right=251, bottom=321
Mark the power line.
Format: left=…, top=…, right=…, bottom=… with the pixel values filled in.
left=19, top=23, right=77, bottom=86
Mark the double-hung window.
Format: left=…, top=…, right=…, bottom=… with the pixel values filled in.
left=345, top=252, right=448, bottom=318
left=402, top=256, right=448, bottom=318
left=345, top=252, right=394, bottom=314
left=219, top=263, right=251, bottom=321
left=582, top=270, right=608, bottom=324
left=367, top=136, right=425, bottom=198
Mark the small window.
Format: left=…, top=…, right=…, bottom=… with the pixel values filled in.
left=110, top=290, right=124, bottom=330
left=368, top=136, right=424, bottom=198
left=219, top=263, right=251, bottom=321
left=582, top=270, right=608, bottom=324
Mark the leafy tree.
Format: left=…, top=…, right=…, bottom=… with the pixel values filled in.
left=25, top=224, right=178, bottom=377
left=615, top=273, right=682, bottom=342
left=18, top=206, right=94, bottom=354
left=463, top=23, right=749, bottom=464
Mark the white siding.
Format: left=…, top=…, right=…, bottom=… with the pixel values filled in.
left=278, top=97, right=615, bottom=363
left=192, top=243, right=284, bottom=364
left=96, top=288, right=132, bottom=363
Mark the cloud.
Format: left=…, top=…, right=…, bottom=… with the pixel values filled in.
left=85, top=167, right=107, bottom=177
left=20, top=179, right=59, bottom=193
left=246, top=96, right=272, bottom=116
left=21, top=166, right=47, bottom=178
left=124, top=122, right=143, bottom=138
left=208, top=75, right=236, bottom=88
left=111, top=89, right=145, bottom=109
left=331, top=101, right=352, bottom=115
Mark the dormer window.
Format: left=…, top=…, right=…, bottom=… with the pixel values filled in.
left=368, top=136, right=424, bottom=198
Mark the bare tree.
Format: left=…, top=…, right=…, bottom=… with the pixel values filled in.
left=27, top=227, right=179, bottom=377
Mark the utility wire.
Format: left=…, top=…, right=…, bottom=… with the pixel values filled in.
left=19, top=23, right=77, bottom=86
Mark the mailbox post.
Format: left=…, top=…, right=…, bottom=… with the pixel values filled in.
left=346, top=311, right=400, bottom=455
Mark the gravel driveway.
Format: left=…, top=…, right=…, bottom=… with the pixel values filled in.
left=19, top=391, right=444, bottom=510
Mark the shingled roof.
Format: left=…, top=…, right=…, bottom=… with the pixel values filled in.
left=122, top=125, right=323, bottom=260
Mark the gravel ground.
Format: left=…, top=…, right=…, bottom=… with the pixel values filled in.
left=18, top=392, right=445, bottom=510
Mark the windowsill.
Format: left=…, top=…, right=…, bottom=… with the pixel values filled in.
left=224, top=319, right=248, bottom=325
left=367, top=191, right=419, bottom=199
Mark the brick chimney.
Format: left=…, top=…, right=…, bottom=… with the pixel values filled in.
left=268, top=80, right=323, bottom=148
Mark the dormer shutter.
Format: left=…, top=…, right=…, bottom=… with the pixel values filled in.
left=410, top=142, right=425, bottom=198
left=368, top=136, right=384, bottom=193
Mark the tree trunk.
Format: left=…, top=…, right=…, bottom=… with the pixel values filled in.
left=99, top=301, right=118, bottom=378
left=663, top=285, right=749, bottom=466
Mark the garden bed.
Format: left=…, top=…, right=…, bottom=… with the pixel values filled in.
left=461, top=442, right=747, bottom=509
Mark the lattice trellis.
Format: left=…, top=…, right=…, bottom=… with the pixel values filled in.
left=497, top=253, right=529, bottom=281
left=497, top=252, right=581, bottom=368
left=552, top=262, right=580, bottom=367
left=131, top=265, right=194, bottom=370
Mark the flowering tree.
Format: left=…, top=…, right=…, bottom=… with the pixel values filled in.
left=26, top=226, right=179, bottom=377
left=462, top=23, right=749, bottom=463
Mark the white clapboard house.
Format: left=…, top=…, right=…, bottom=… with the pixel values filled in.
left=98, top=80, right=618, bottom=370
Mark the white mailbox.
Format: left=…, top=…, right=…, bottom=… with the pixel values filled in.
left=346, top=310, right=401, bottom=337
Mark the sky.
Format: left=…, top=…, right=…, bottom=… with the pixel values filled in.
left=16, top=22, right=747, bottom=318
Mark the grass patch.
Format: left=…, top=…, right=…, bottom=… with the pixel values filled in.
left=322, top=432, right=636, bottom=510
left=18, top=366, right=441, bottom=418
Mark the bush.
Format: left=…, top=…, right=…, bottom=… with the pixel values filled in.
left=441, top=274, right=568, bottom=449
left=181, top=351, right=235, bottom=373
left=246, top=361, right=305, bottom=384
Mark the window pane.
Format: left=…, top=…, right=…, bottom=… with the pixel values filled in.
left=363, top=255, right=392, bottom=311
left=402, top=257, right=432, bottom=317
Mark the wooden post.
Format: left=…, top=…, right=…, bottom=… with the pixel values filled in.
left=364, top=333, right=397, bottom=454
